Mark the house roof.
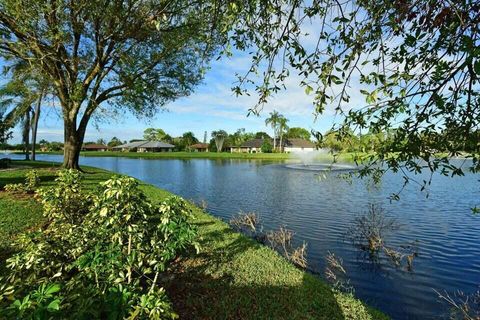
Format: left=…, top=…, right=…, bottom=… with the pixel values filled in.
left=284, top=138, right=316, bottom=148
left=190, top=143, right=209, bottom=149
left=112, top=140, right=174, bottom=149
left=83, top=144, right=108, bottom=149
left=139, top=141, right=174, bottom=148
left=112, top=141, right=148, bottom=149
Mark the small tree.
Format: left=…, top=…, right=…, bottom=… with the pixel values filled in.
left=181, top=132, right=198, bottom=151
left=265, top=111, right=281, bottom=151
left=286, top=127, right=311, bottom=140
left=261, top=139, right=273, bottom=153
left=107, top=137, right=122, bottom=148
left=277, top=116, right=288, bottom=153
left=211, top=130, right=228, bottom=152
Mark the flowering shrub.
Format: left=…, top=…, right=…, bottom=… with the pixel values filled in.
left=0, top=170, right=197, bottom=319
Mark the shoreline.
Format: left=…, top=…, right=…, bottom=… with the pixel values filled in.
left=0, top=160, right=388, bottom=319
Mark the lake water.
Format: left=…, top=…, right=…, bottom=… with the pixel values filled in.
left=3, top=153, right=480, bottom=319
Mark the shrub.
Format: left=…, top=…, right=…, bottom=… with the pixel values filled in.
left=24, top=170, right=40, bottom=193
left=261, top=139, right=273, bottom=153
left=4, top=170, right=40, bottom=194
left=0, top=170, right=197, bottom=319
left=4, top=183, right=25, bottom=193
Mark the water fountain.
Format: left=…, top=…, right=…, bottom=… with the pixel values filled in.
left=286, top=148, right=358, bottom=171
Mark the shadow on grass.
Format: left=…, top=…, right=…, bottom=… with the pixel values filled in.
left=163, top=218, right=386, bottom=320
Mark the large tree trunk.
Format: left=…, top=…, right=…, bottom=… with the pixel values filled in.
left=31, top=92, right=43, bottom=161
left=63, top=117, right=84, bottom=169
left=23, top=111, right=30, bottom=160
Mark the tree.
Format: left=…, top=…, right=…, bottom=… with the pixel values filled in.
left=265, top=111, right=281, bottom=151
left=277, top=116, right=288, bottom=152
left=255, top=131, right=271, bottom=139
left=181, top=132, right=198, bottom=149
left=96, top=138, right=106, bottom=145
left=261, top=139, right=273, bottom=153
left=143, top=128, right=170, bottom=142
left=0, top=63, right=48, bottom=160
left=230, top=0, right=480, bottom=184
left=0, top=113, right=11, bottom=144
left=286, top=127, right=311, bottom=140
left=230, top=128, right=254, bottom=147
left=211, top=130, right=228, bottom=152
left=0, top=1, right=231, bottom=168
left=107, top=137, right=122, bottom=148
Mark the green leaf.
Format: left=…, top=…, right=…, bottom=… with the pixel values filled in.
left=474, top=60, right=480, bottom=76
left=47, top=299, right=60, bottom=311
left=304, top=85, right=313, bottom=95
left=45, top=284, right=61, bottom=295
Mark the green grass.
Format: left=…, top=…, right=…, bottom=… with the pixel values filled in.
left=0, top=161, right=388, bottom=319
left=27, top=150, right=363, bottom=162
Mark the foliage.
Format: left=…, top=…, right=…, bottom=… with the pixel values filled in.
left=0, top=112, right=12, bottom=144
left=175, top=132, right=199, bottom=151
left=229, top=128, right=255, bottom=147
left=255, top=131, right=271, bottom=139
left=4, top=170, right=40, bottom=193
left=0, top=169, right=197, bottom=318
left=143, top=128, right=173, bottom=144
left=286, top=127, right=311, bottom=140
left=277, top=116, right=289, bottom=152
left=0, top=0, right=233, bottom=168
left=265, top=110, right=281, bottom=150
left=1, top=162, right=388, bottom=319
left=230, top=0, right=480, bottom=188
left=107, top=137, right=123, bottom=148
left=261, top=139, right=273, bottom=153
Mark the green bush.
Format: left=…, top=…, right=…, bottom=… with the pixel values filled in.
left=0, top=170, right=197, bottom=319
left=4, top=170, right=40, bottom=194
left=261, top=139, right=273, bottom=153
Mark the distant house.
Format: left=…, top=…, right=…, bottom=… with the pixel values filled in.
left=283, top=138, right=316, bottom=153
left=189, top=143, right=209, bottom=152
left=231, top=138, right=316, bottom=153
left=112, top=140, right=174, bottom=152
left=82, top=143, right=109, bottom=152
left=231, top=139, right=265, bottom=153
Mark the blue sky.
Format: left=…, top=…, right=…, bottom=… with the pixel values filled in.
left=7, top=50, right=347, bottom=144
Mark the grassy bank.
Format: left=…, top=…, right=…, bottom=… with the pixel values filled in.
left=0, top=161, right=387, bottom=319
left=15, top=150, right=363, bottom=162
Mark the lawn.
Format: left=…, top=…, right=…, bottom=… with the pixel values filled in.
left=26, top=150, right=364, bottom=162
left=0, top=161, right=387, bottom=319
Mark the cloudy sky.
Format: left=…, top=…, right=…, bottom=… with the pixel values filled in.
left=7, top=50, right=344, bottom=144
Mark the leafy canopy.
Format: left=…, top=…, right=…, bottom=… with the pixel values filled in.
left=286, top=127, right=311, bottom=140
left=229, top=0, right=480, bottom=183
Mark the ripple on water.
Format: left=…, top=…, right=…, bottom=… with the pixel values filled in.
left=3, top=153, right=480, bottom=320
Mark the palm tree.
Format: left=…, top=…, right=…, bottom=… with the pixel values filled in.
left=0, top=62, right=48, bottom=160
left=278, top=116, right=289, bottom=153
left=265, top=110, right=281, bottom=151
left=211, top=130, right=228, bottom=152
